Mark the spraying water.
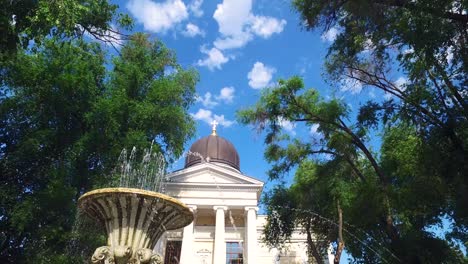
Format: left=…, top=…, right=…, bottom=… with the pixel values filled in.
left=115, top=144, right=167, bottom=193
left=268, top=205, right=401, bottom=263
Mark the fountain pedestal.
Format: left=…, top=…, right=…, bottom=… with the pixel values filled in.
left=78, top=188, right=193, bottom=264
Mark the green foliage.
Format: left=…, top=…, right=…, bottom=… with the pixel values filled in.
left=238, top=74, right=467, bottom=262
left=0, top=33, right=198, bottom=262
left=0, top=0, right=131, bottom=53
left=241, top=0, right=467, bottom=262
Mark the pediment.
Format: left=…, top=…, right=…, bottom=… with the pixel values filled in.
left=167, top=163, right=263, bottom=186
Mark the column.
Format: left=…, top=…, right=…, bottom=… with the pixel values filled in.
left=213, top=206, right=227, bottom=264
left=180, top=205, right=197, bottom=264
left=244, top=207, right=258, bottom=264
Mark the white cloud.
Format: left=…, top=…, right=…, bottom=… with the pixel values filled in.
left=212, top=0, right=286, bottom=50
left=127, top=0, right=188, bottom=33
left=321, top=27, right=339, bottom=42
left=183, top=23, right=204, bottom=37
left=384, top=92, right=393, bottom=101
left=446, top=45, right=454, bottom=63
left=196, top=92, right=218, bottom=108
left=310, top=124, right=320, bottom=135
left=197, top=47, right=229, bottom=70
left=189, top=0, right=204, bottom=17
left=250, top=16, right=287, bottom=38
left=197, top=87, right=235, bottom=108
left=216, top=86, right=235, bottom=103
left=310, top=123, right=323, bottom=140
left=214, top=0, right=252, bottom=36
left=192, top=108, right=212, bottom=121
left=191, top=109, right=235, bottom=127
left=278, top=117, right=296, bottom=135
left=340, top=77, right=363, bottom=94
left=214, top=34, right=253, bottom=50
left=248, top=62, right=276, bottom=89
left=403, top=47, right=414, bottom=55
left=394, top=76, right=407, bottom=91
left=213, top=114, right=235, bottom=127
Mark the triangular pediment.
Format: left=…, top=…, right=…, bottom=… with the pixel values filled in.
left=167, top=162, right=263, bottom=186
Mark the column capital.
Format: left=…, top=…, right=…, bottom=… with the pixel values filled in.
left=244, top=206, right=259, bottom=212
left=213, top=205, right=228, bottom=211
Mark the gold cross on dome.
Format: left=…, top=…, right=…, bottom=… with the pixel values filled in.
left=211, top=120, right=218, bottom=135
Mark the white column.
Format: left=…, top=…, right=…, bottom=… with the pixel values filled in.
left=213, top=206, right=227, bottom=264
left=180, top=205, right=197, bottom=264
left=244, top=206, right=258, bottom=264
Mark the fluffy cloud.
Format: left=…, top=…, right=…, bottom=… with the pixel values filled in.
left=278, top=117, right=296, bottom=135
left=309, top=124, right=323, bottom=139
left=196, top=92, right=218, bottom=108
left=196, top=0, right=286, bottom=69
left=216, top=86, right=235, bottom=103
left=213, top=34, right=252, bottom=50
left=197, top=47, right=229, bottom=70
left=247, top=62, right=276, bottom=89
left=183, top=23, right=204, bottom=37
left=189, top=0, right=204, bottom=17
left=250, top=16, right=286, bottom=38
left=191, top=109, right=235, bottom=127
left=127, top=0, right=188, bottom=33
left=394, top=76, right=407, bottom=91
left=212, top=0, right=286, bottom=50
left=213, top=0, right=252, bottom=36
left=196, top=87, right=236, bottom=108
left=384, top=92, right=393, bottom=101
left=321, top=27, right=339, bottom=42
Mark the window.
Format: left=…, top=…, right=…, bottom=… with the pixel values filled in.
left=226, top=242, right=243, bottom=264
left=164, top=240, right=182, bottom=264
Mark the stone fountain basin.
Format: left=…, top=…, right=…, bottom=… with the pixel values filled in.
left=78, top=187, right=193, bottom=263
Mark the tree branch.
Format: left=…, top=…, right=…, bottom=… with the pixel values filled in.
left=373, top=0, right=468, bottom=24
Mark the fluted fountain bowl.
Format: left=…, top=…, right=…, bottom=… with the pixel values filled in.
left=78, top=187, right=193, bottom=264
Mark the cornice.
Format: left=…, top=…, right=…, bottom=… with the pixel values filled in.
left=165, top=182, right=263, bottom=193
left=167, top=162, right=264, bottom=185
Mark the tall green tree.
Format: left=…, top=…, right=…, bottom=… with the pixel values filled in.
left=263, top=160, right=351, bottom=264
left=0, top=0, right=131, bottom=53
left=0, top=33, right=198, bottom=263
left=238, top=76, right=466, bottom=262
left=291, top=0, right=467, bottom=219
left=239, top=0, right=466, bottom=262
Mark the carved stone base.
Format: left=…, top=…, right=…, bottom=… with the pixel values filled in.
left=92, top=246, right=163, bottom=264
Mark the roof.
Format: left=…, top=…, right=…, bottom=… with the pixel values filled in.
left=185, top=134, right=240, bottom=170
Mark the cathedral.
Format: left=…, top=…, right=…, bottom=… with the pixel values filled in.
left=157, top=124, right=309, bottom=264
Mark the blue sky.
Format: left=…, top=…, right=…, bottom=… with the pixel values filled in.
left=103, top=1, right=414, bottom=261
left=109, top=0, right=403, bottom=190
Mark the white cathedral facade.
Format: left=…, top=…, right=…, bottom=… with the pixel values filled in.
left=155, top=127, right=310, bottom=264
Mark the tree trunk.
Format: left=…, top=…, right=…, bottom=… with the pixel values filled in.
left=334, top=200, right=345, bottom=264
left=306, top=219, right=324, bottom=264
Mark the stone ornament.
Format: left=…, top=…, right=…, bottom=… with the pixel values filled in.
left=79, top=188, right=193, bottom=264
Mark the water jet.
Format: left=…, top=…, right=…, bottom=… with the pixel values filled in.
left=77, top=147, right=193, bottom=264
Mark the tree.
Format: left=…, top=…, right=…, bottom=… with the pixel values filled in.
left=0, top=34, right=198, bottom=262
left=0, top=0, right=131, bottom=53
left=239, top=0, right=467, bottom=261
left=294, top=0, right=468, bottom=257
left=291, top=0, right=467, bottom=212
left=263, top=160, right=350, bottom=264
left=238, top=76, right=466, bottom=262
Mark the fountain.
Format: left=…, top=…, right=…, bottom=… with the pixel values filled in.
left=77, top=147, right=194, bottom=264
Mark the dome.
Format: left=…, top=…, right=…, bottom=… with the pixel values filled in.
left=185, top=134, right=240, bottom=170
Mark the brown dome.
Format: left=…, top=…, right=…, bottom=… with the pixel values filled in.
left=185, top=135, right=240, bottom=170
